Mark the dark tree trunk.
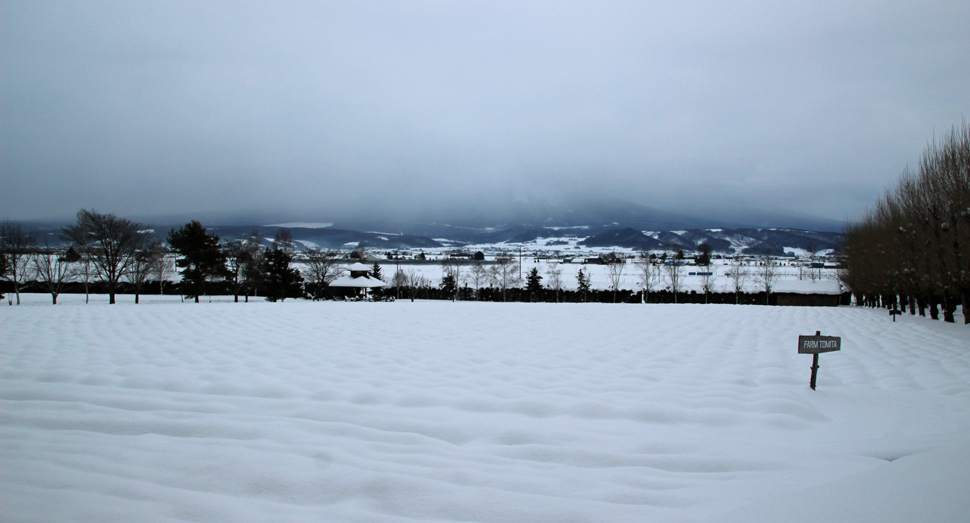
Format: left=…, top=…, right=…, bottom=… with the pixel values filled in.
left=943, top=294, right=955, bottom=323
left=963, top=291, right=970, bottom=325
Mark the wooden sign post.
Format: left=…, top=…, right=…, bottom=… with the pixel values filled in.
left=890, top=309, right=901, bottom=322
left=798, top=331, right=841, bottom=390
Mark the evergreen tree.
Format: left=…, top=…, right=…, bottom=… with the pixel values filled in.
left=577, top=268, right=591, bottom=302
left=167, top=220, right=230, bottom=303
left=440, top=273, right=457, bottom=298
left=526, top=267, right=543, bottom=301
left=262, top=248, right=304, bottom=302
left=371, top=262, right=383, bottom=281
left=697, top=243, right=713, bottom=266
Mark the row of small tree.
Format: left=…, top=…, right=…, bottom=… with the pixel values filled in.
left=0, top=211, right=332, bottom=305
left=843, top=123, right=970, bottom=323
left=406, top=250, right=780, bottom=305
left=1, top=211, right=170, bottom=305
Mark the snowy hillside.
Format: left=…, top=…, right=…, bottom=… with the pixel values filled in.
left=2, top=298, right=968, bottom=522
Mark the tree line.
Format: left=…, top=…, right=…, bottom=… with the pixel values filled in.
left=0, top=211, right=313, bottom=305
left=3, top=209, right=813, bottom=306
left=843, top=122, right=970, bottom=323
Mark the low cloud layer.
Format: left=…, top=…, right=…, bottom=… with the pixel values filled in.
left=2, top=1, right=968, bottom=224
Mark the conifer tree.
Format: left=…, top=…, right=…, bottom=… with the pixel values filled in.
left=167, top=220, right=230, bottom=303
left=577, top=268, right=591, bottom=302
left=526, top=267, right=543, bottom=301
left=440, top=272, right=457, bottom=298
left=262, top=248, right=304, bottom=302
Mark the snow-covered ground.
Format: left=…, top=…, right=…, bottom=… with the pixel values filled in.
left=3, top=296, right=969, bottom=522
left=369, top=257, right=842, bottom=295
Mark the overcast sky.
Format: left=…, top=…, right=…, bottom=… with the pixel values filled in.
left=2, top=1, right=968, bottom=225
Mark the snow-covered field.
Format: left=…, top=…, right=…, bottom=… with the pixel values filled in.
left=3, top=296, right=969, bottom=522
left=367, top=258, right=842, bottom=295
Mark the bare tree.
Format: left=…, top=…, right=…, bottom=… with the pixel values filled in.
left=62, top=209, right=151, bottom=304
left=663, top=258, right=685, bottom=303
left=242, top=247, right=267, bottom=301
left=489, top=255, right=521, bottom=301
left=303, top=248, right=345, bottom=300
left=404, top=268, right=429, bottom=302
left=60, top=229, right=95, bottom=304
left=1, top=220, right=36, bottom=305
left=606, top=255, right=625, bottom=303
left=127, top=241, right=166, bottom=304
left=634, top=251, right=656, bottom=303
left=699, top=268, right=715, bottom=304
left=273, top=228, right=295, bottom=253
left=725, top=257, right=749, bottom=304
left=754, top=254, right=780, bottom=305
left=223, top=239, right=252, bottom=302
left=151, top=248, right=175, bottom=297
left=469, top=262, right=489, bottom=300
left=805, top=243, right=821, bottom=282
left=545, top=265, right=564, bottom=303
left=237, top=229, right=264, bottom=302
left=33, top=244, right=77, bottom=305
left=392, top=268, right=408, bottom=300
left=75, top=247, right=96, bottom=304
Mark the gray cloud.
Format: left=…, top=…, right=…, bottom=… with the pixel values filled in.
left=2, top=0, right=968, bottom=224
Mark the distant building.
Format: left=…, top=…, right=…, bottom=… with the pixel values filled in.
left=329, top=263, right=386, bottom=299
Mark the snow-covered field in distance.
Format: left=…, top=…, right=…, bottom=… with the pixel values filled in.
left=3, top=297, right=969, bottom=522
left=367, top=256, right=843, bottom=295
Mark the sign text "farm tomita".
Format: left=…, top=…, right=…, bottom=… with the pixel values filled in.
left=798, top=335, right=841, bottom=354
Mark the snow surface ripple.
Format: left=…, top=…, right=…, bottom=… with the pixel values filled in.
left=2, top=298, right=969, bottom=522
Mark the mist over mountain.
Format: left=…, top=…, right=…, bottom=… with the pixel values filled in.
left=304, top=197, right=846, bottom=238
left=16, top=196, right=846, bottom=254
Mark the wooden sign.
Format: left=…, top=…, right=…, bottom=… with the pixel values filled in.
left=798, top=334, right=841, bottom=354
left=799, top=331, right=840, bottom=390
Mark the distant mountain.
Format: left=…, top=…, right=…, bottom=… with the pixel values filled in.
left=18, top=197, right=847, bottom=252
left=571, top=227, right=841, bottom=255
left=580, top=228, right=663, bottom=250
left=325, top=196, right=847, bottom=239
left=207, top=225, right=442, bottom=250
